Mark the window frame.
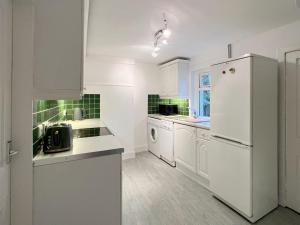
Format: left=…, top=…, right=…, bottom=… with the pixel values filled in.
left=192, top=68, right=211, bottom=119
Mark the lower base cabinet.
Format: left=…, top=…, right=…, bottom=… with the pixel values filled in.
left=33, top=154, right=122, bottom=225
left=174, top=123, right=197, bottom=172
left=196, top=138, right=209, bottom=179
left=174, top=123, right=210, bottom=187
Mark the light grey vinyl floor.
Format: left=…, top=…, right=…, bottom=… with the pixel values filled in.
left=122, top=152, right=300, bottom=225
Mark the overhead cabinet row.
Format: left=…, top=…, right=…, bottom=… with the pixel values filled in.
left=159, top=59, right=190, bottom=98
left=33, top=0, right=89, bottom=99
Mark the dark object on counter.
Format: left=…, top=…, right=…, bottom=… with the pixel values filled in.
left=73, top=127, right=113, bottom=138
left=43, top=123, right=73, bottom=154
left=159, top=104, right=178, bottom=116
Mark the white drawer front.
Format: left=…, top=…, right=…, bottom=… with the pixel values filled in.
left=197, top=128, right=210, bottom=139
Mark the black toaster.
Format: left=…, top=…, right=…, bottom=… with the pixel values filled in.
left=43, top=123, right=73, bottom=154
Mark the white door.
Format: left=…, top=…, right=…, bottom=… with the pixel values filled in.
left=211, top=57, right=252, bottom=145
left=208, top=137, right=252, bottom=217
left=286, top=50, right=300, bottom=213
left=174, top=124, right=196, bottom=172
left=0, top=0, right=12, bottom=224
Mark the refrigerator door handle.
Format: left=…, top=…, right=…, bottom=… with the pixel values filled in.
left=211, top=135, right=252, bottom=148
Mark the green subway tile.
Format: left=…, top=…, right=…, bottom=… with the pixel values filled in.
left=32, top=127, right=40, bottom=143
left=33, top=140, right=42, bottom=157
left=66, top=115, right=73, bottom=120
left=33, top=95, right=101, bottom=155
left=37, top=112, right=42, bottom=124
left=33, top=114, right=37, bottom=128
left=73, top=100, right=79, bottom=105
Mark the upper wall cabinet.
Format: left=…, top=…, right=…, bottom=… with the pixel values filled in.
left=33, top=0, right=88, bottom=100
left=159, top=59, right=190, bottom=98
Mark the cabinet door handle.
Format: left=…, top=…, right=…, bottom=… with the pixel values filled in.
left=229, top=68, right=235, bottom=73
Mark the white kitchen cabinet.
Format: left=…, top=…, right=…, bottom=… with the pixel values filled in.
left=33, top=153, right=122, bottom=225
left=174, top=123, right=197, bottom=172
left=196, top=136, right=209, bottom=179
left=174, top=123, right=210, bottom=188
left=196, top=128, right=210, bottom=179
left=33, top=0, right=88, bottom=99
left=159, top=59, right=189, bottom=98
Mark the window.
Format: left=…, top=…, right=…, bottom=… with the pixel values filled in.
left=198, top=72, right=211, bottom=117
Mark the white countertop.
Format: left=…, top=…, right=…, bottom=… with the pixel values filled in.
left=33, top=119, right=124, bottom=167
left=148, top=114, right=210, bottom=130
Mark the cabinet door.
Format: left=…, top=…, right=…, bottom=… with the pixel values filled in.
left=33, top=0, right=84, bottom=98
left=167, top=63, right=178, bottom=96
left=196, top=139, right=209, bottom=179
left=174, top=124, right=196, bottom=172
left=160, top=66, right=169, bottom=96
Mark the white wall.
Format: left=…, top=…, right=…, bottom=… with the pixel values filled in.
left=190, top=19, right=300, bottom=206
left=84, top=56, right=160, bottom=158
left=133, top=63, right=161, bottom=152
left=190, top=19, right=300, bottom=68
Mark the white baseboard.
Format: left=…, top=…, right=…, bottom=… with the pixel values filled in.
left=122, top=151, right=136, bottom=160
left=176, top=162, right=210, bottom=191
left=122, top=145, right=148, bottom=160
left=134, top=145, right=148, bottom=153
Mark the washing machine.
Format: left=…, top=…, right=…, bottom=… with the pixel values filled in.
left=147, top=117, right=161, bottom=157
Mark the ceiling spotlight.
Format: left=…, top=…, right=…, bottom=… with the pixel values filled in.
left=152, top=52, right=158, bottom=58
left=154, top=46, right=160, bottom=52
left=163, top=29, right=171, bottom=38
left=151, top=13, right=171, bottom=56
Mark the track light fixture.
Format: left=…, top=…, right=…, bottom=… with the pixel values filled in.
left=151, top=13, right=171, bottom=57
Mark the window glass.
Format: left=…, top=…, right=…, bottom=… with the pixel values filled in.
left=199, top=73, right=210, bottom=87
left=199, top=90, right=210, bottom=117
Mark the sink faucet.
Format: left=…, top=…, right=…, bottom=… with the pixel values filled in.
left=188, top=107, right=198, bottom=118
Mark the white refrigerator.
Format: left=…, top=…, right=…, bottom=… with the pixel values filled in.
left=209, top=54, right=278, bottom=223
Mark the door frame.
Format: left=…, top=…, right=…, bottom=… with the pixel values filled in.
left=278, top=46, right=300, bottom=207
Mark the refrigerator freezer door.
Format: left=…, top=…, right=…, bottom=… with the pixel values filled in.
left=211, top=57, right=252, bottom=145
left=208, top=137, right=252, bottom=217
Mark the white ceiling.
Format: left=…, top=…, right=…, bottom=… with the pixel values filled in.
left=87, top=0, right=300, bottom=63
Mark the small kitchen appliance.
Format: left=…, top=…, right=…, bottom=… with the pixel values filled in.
left=73, top=108, right=86, bottom=120
left=43, top=123, right=73, bottom=153
left=159, top=104, right=178, bottom=116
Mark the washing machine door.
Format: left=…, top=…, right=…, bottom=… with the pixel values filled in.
left=148, top=125, right=160, bottom=157
left=150, top=127, right=158, bottom=143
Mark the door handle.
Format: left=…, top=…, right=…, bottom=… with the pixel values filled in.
left=7, top=141, right=19, bottom=163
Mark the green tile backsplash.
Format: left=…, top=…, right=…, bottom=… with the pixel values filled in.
left=148, top=94, right=189, bottom=116
left=32, top=94, right=100, bottom=156
left=148, top=94, right=160, bottom=114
